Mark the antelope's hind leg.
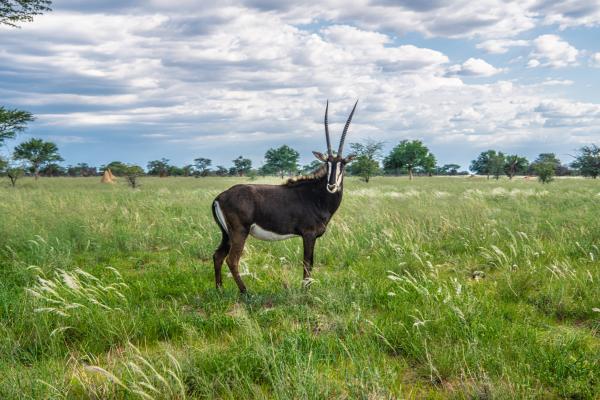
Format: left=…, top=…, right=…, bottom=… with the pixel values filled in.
left=226, top=230, right=249, bottom=293
left=213, top=232, right=230, bottom=290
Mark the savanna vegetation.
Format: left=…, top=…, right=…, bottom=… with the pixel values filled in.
left=1, top=176, right=598, bottom=399
left=2, top=2, right=599, bottom=398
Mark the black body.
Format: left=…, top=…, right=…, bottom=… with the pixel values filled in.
left=216, top=175, right=342, bottom=238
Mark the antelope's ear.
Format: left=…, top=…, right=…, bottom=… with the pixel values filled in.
left=344, top=154, right=357, bottom=163
left=312, top=151, right=327, bottom=162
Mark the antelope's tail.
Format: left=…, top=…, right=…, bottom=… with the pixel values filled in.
left=212, top=200, right=229, bottom=235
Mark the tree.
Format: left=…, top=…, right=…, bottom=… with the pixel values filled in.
left=261, top=145, right=299, bottom=179
left=1, top=157, right=24, bottom=186
left=0, top=0, right=51, bottom=27
left=215, top=165, right=228, bottom=176
left=470, top=150, right=504, bottom=179
left=533, top=162, right=554, bottom=184
left=124, top=164, right=144, bottom=188
left=182, top=164, right=194, bottom=177
left=383, top=140, right=434, bottom=180
left=348, top=140, right=383, bottom=183
left=301, top=160, right=322, bottom=175
left=193, top=157, right=212, bottom=177
left=147, top=158, right=170, bottom=177
left=40, top=163, right=65, bottom=176
left=420, top=152, right=437, bottom=177
left=489, top=152, right=505, bottom=180
left=532, top=153, right=559, bottom=184
left=532, top=153, right=561, bottom=172
left=556, top=164, right=573, bottom=176
left=247, top=169, right=258, bottom=180
left=571, top=145, right=600, bottom=179
left=232, top=156, right=252, bottom=177
left=6, top=166, right=24, bottom=187
left=440, top=164, right=461, bottom=175
left=504, top=155, right=529, bottom=180
left=168, top=165, right=184, bottom=176
left=13, top=138, right=63, bottom=179
left=102, top=161, right=129, bottom=176
left=0, top=107, right=34, bottom=144
left=67, top=163, right=97, bottom=177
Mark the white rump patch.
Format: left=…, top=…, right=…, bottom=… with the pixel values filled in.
left=213, top=201, right=229, bottom=234
left=250, top=223, right=297, bottom=241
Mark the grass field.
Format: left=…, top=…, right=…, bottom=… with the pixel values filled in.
left=0, top=176, right=599, bottom=399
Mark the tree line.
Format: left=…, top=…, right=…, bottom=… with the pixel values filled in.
left=2, top=107, right=600, bottom=187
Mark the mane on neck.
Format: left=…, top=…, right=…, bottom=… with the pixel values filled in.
left=284, top=163, right=327, bottom=187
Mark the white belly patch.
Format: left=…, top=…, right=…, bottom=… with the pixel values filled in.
left=250, top=223, right=297, bottom=241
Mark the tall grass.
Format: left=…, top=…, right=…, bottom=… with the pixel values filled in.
left=0, top=176, right=598, bottom=398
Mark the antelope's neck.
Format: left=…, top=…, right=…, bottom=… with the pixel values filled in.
left=313, top=175, right=343, bottom=215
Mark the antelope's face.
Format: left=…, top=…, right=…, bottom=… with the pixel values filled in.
left=314, top=99, right=358, bottom=193
left=313, top=152, right=356, bottom=193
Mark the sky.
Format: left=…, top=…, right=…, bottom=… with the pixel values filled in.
left=1, top=0, right=600, bottom=170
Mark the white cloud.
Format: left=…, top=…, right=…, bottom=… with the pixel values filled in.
left=591, top=52, right=600, bottom=67
left=476, top=39, right=529, bottom=54
left=45, top=135, right=90, bottom=144
left=39, top=0, right=600, bottom=41
left=540, top=79, right=574, bottom=86
left=450, top=107, right=483, bottom=122
left=529, top=34, right=579, bottom=68
left=320, top=24, right=389, bottom=47
left=1, top=2, right=599, bottom=167
left=274, top=0, right=600, bottom=38
left=537, top=0, right=600, bottom=30
left=448, top=58, right=503, bottom=77
left=318, top=25, right=449, bottom=71
left=534, top=99, right=600, bottom=128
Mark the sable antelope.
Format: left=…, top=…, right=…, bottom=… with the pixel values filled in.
left=211, top=101, right=358, bottom=293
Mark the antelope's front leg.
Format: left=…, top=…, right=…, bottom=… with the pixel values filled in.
left=302, top=235, right=316, bottom=281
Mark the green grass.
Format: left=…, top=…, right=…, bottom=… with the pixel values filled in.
left=0, top=176, right=599, bottom=399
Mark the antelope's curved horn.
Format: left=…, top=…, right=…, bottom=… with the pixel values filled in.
left=338, top=99, right=358, bottom=156
left=324, top=100, right=332, bottom=156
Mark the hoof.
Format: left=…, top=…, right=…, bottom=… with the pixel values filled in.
left=302, top=277, right=315, bottom=288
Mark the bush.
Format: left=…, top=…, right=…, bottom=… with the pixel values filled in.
left=533, top=162, right=555, bottom=183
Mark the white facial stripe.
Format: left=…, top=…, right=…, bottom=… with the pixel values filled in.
left=335, top=162, right=342, bottom=185
left=250, top=223, right=297, bottom=241
left=325, top=162, right=343, bottom=193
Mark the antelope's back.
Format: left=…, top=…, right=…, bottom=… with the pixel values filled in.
left=214, top=183, right=305, bottom=230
